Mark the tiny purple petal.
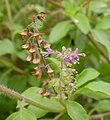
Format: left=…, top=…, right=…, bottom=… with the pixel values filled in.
left=68, top=82, right=75, bottom=88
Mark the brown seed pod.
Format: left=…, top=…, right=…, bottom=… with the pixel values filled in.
left=39, top=89, right=46, bottom=95
left=33, top=29, right=40, bottom=40
left=22, top=41, right=30, bottom=49
left=32, top=68, right=42, bottom=79
left=47, top=67, right=54, bottom=78
left=43, top=81, right=49, bottom=86
left=43, top=92, right=51, bottom=98
left=26, top=53, right=33, bottom=61
left=29, top=44, right=36, bottom=53
left=37, top=11, right=46, bottom=22
left=20, top=27, right=30, bottom=40
left=32, top=53, right=40, bottom=64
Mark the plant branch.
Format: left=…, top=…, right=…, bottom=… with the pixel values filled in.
left=87, top=32, right=110, bottom=64
left=47, top=0, right=64, bottom=9
left=90, top=112, right=110, bottom=120
left=0, top=85, right=65, bottom=113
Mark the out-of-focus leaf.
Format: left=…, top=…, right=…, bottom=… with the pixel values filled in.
left=76, top=68, right=100, bottom=87
left=66, top=100, right=89, bottom=120
left=77, top=81, right=110, bottom=100
left=7, top=75, right=27, bottom=93
left=49, top=21, right=72, bottom=44
left=94, top=100, right=110, bottom=113
left=91, top=29, right=110, bottom=60
left=96, top=15, right=110, bottom=30
left=62, top=0, right=79, bottom=17
left=6, top=108, right=36, bottom=120
left=17, top=50, right=28, bottom=61
left=0, top=39, right=15, bottom=56
left=72, top=13, right=91, bottom=34
left=17, top=87, right=65, bottom=112
left=90, top=0, right=107, bottom=13
left=28, top=105, right=48, bottom=118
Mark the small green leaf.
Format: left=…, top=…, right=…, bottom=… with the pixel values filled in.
left=96, top=15, right=110, bottom=30
left=28, top=105, right=48, bottom=118
left=76, top=68, right=100, bottom=87
left=91, top=29, right=110, bottom=60
left=66, top=101, right=89, bottom=120
left=0, top=39, right=15, bottom=56
left=17, top=87, right=65, bottom=112
left=94, top=100, right=110, bottom=113
left=6, top=108, right=36, bottom=120
left=72, top=13, right=91, bottom=34
left=49, top=21, right=72, bottom=44
left=78, top=81, right=110, bottom=100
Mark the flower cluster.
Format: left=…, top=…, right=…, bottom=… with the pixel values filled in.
left=57, top=46, right=85, bottom=67
left=20, top=12, right=86, bottom=98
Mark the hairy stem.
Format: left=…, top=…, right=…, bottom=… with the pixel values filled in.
left=0, top=85, right=64, bottom=112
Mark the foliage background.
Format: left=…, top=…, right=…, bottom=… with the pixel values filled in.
left=0, top=0, right=110, bottom=120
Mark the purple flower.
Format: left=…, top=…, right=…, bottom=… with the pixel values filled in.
left=62, top=47, right=86, bottom=67
left=68, top=82, right=75, bottom=89
left=42, top=48, right=54, bottom=57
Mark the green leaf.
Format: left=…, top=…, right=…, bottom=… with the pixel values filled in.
left=66, top=101, right=89, bottom=120
left=96, top=15, right=110, bottom=30
left=49, top=21, right=72, bottom=44
left=94, top=100, right=110, bottom=113
left=90, top=0, right=107, bottom=13
left=17, top=87, right=65, bottom=112
left=28, top=105, right=48, bottom=118
left=91, top=29, right=110, bottom=60
left=0, top=39, right=15, bottom=56
left=7, top=75, right=27, bottom=93
left=6, top=108, right=36, bottom=120
left=78, top=81, right=110, bottom=100
left=76, top=68, right=100, bottom=87
left=72, top=13, right=91, bottom=34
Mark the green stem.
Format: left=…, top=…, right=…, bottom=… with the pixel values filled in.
left=59, top=60, right=64, bottom=100
left=5, top=0, right=13, bottom=26
left=53, top=111, right=66, bottom=120
left=0, top=85, right=65, bottom=113
left=87, top=32, right=110, bottom=64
